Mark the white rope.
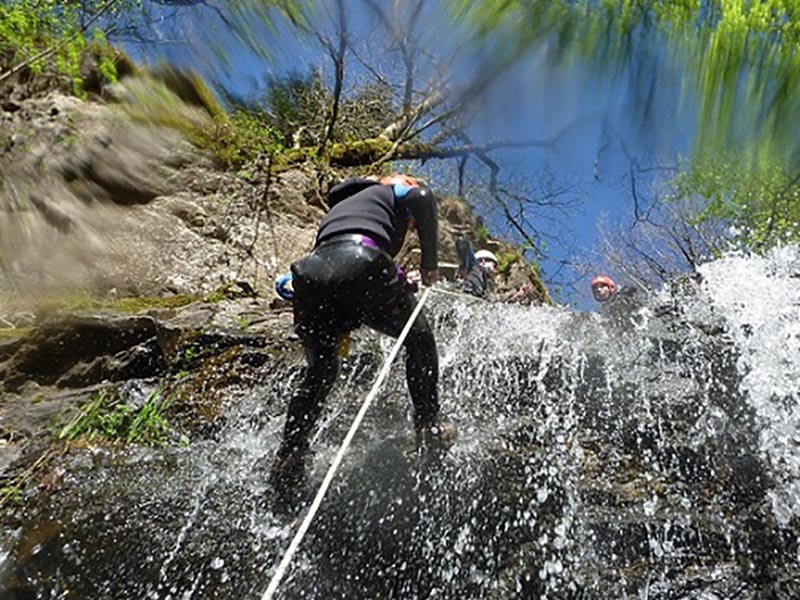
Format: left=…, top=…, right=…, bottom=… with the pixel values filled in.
left=426, top=284, right=485, bottom=302
left=261, top=287, right=433, bottom=600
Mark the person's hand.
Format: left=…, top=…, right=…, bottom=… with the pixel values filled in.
left=421, top=269, right=439, bottom=286
left=509, top=283, right=533, bottom=302
left=406, top=269, right=422, bottom=287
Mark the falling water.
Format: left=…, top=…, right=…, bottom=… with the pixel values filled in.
left=1, top=247, right=799, bottom=599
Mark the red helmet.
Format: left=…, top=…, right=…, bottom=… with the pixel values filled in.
left=591, top=275, right=616, bottom=293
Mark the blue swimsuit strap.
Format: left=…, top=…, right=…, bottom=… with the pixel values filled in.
left=392, top=183, right=414, bottom=198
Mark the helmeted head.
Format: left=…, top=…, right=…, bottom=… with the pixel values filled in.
left=475, top=249, right=499, bottom=275
left=591, top=274, right=616, bottom=302
left=376, top=173, right=423, bottom=228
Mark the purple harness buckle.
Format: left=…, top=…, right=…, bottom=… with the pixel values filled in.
left=354, top=234, right=380, bottom=250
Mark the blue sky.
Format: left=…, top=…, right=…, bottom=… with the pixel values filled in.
left=126, top=1, right=698, bottom=309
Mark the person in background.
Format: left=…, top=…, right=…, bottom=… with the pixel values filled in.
left=456, top=237, right=497, bottom=299
left=456, top=237, right=534, bottom=303
left=591, top=275, right=617, bottom=304
left=591, top=273, right=650, bottom=330
left=271, top=173, right=455, bottom=500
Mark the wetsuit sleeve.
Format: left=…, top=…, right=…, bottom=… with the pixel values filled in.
left=407, top=186, right=438, bottom=271
left=456, top=237, right=477, bottom=271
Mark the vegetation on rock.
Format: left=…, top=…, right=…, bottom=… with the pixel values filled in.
left=57, top=386, right=180, bottom=447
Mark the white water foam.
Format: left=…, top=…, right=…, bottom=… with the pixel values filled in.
left=698, top=245, right=800, bottom=523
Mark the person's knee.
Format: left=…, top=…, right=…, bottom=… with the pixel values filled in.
left=307, top=352, right=340, bottom=386
left=405, top=329, right=437, bottom=361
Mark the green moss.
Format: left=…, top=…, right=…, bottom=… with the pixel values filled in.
left=34, top=291, right=103, bottom=318
left=475, top=223, right=491, bottom=243
left=273, top=146, right=320, bottom=170
left=329, top=138, right=394, bottom=166
left=33, top=291, right=199, bottom=319
left=80, top=35, right=136, bottom=95
left=116, top=70, right=296, bottom=169
left=203, top=282, right=253, bottom=303
left=0, top=327, right=31, bottom=339
left=496, top=251, right=519, bottom=275
left=0, top=485, right=23, bottom=507
left=110, top=294, right=198, bottom=313
left=151, top=65, right=227, bottom=122
left=117, top=73, right=216, bottom=141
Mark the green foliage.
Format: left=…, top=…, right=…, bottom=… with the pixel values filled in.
left=496, top=251, right=519, bottom=275
left=0, top=0, right=115, bottom=91
left=669, top=147, right=800, bottom=250
left=0, top=0, right=135, bottom=93
left=58, top=387, right=176, bottom=447
left=453, top=0, right=800, bottom=165
left=119, top=70, right=285, bottom=168
left=475, top=222, right=491, bottom=243
left=0, top=484, right=23, bottom=507
left=209, top=108, right=284, bottom=167
left=0, top=1, right=57, bottom=73
left=453, top=0, right=800, bottom=255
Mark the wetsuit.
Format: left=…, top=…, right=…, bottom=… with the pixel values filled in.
left=274, top=178, right=439, bottom=478
left=456, top=238, right=490, bottom=299
left=599, top=285, right=646, bottom=329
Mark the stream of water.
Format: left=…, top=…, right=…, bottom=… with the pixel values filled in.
left=1, top=246, right=799, bottom=599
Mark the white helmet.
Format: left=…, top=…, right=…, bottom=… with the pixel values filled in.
left=474, top=249, right=498, bottom=265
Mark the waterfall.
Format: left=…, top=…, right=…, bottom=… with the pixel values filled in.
left=2, top=247, right=799, bottom=599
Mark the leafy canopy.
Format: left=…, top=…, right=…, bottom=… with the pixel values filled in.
left=670, top=146, right=800, bottom=250
left=0, top=0, right=139, bottom=90
left=451, top=0, right=800, bottom=161
left=451, top=0, right=800, bottom=251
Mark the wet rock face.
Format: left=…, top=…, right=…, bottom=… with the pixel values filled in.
left=0, top=84, right=324, bottom=300
left=0, top=315, right=165, bottom=391
left=0, top=294, right=294, bottom=394
left=0, top=250, right=799, bottom=599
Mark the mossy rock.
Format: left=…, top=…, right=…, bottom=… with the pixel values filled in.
left=328, top=139, right=394, bottom=166
left=150, top=64, right=227, bottom=122
left=0, top=327, right=30, bottom=341
left=32, top=292, right=199, bottom=321
left=79, top=41, right=137, bottom=96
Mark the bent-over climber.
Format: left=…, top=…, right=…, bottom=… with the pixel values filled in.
left=271, top=173, right=455, bottom=496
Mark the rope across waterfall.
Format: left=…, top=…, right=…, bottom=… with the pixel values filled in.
left=261, top=287, right=433, bottom=600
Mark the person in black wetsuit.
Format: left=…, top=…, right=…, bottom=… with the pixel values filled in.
left=271, top=173, right=453, bottom=492
left=591, top=274, right=647, bottom=328
left=455, top=237, right=534, bottom=303
left=456, top=238, right=497, bottom=299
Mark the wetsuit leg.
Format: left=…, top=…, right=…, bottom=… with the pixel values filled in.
left=274, top=331, right=340, bottom=472
left=272, top=251, right=344, bottom=484
left=365, top=290, right=439, bottom=432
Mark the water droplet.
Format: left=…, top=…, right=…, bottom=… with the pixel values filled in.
left=536, top=487, right=549, bottom=503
